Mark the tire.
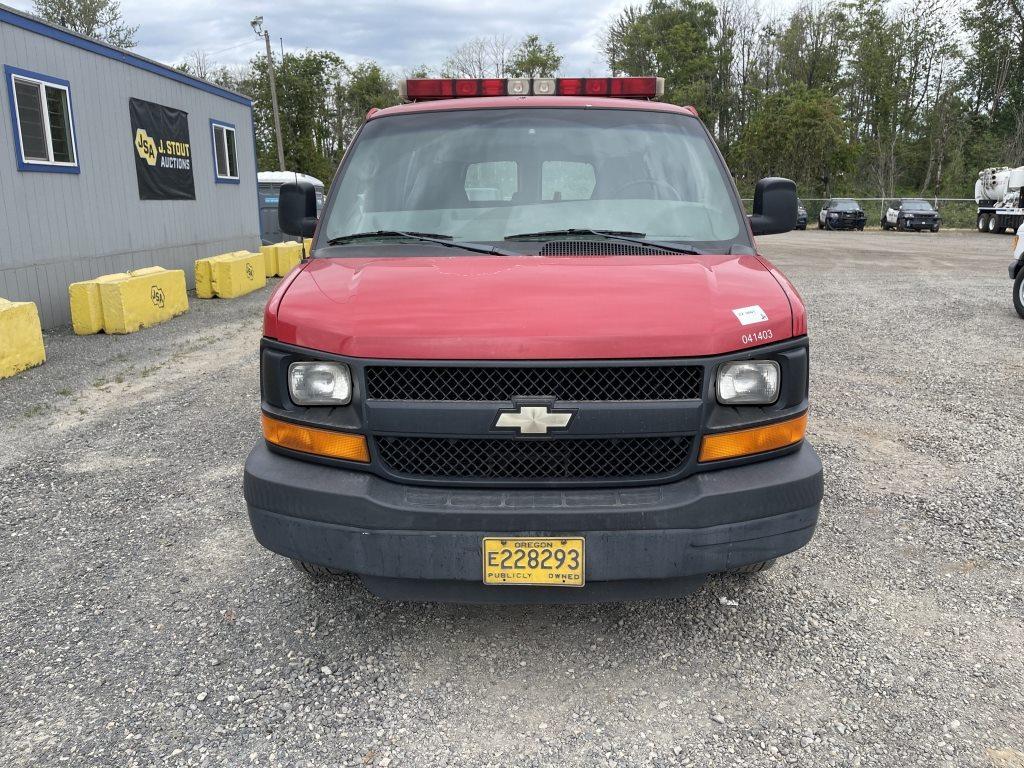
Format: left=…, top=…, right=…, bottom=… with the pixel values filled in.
left=978, top=214, right=989, bottom=232
left=932, top=224, right=940, bottom=233
left=881, top=219, right=889, bottom=230
left=1014, top=269, right=1024, bottom=318
left=292, top=559, right=345, bottom=578
left=988, top=215, right=1003, bottom=234
left=727, top=559, right=777, bottom=575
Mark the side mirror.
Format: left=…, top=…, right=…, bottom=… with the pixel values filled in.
left=279, top=181, right=318, bottom=238
left=749, top=177, right=798, bottom=236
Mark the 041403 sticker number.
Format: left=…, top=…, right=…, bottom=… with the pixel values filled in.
left=741, top=329, right=774, bottom=345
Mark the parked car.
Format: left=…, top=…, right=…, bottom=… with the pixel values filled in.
left=1012, top=223, right=1024, bottom=318
left=881, top=199, right=940, bottom=232
left=245, top=76, right=823, bottom=604
left=818, top=199, right=866, bottom=230
left=796, top=199, right=808, bottom=230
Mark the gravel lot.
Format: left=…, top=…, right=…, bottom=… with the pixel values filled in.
left=1, top=229, right=1022, bottom=767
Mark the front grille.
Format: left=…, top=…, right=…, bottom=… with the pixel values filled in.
left=538, top=240, right=673, bottom=257
left=376, top=435, right=693, bottom=480
left=365, top=365, right=703, bottom=401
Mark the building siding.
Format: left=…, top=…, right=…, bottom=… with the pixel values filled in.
left=0, top=14, right=260, bottom=328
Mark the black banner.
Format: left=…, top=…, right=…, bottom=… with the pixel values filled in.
left=129, top=98, right=195, bottom=200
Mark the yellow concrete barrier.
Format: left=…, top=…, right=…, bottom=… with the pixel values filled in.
left=0, top=298, right=45, bottom=378
left=303, top=237, right=314, bottom=255
left=261, top=241, right=303, bottom=277
left=69, top=272, right=130, bottom=335
left=194, top=251, right=267, bottom=299
left=99, top=267, right=188, bottom=334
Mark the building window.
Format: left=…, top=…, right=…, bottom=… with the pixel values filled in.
left=5, top=66, right=79, bottom=173
left=210, top=119, right=239, bottom=183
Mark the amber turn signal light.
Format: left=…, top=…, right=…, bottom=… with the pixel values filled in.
left=699, top=412, right=807, bottom=462
left=261, top=413, right=370, bottom=462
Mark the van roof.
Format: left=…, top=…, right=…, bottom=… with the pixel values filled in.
left=369, top=96, right=699, bottom=120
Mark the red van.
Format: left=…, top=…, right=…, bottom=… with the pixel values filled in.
left=244, top=77, right=823, bottom=603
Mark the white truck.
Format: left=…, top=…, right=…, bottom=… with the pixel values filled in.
left=976, top=166, right=1024, bottom=234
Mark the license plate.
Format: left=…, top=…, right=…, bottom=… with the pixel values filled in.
left=482, top=537, right=585, bottom=587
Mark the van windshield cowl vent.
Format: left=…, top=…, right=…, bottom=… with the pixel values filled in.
left=538, top=240, right=675, bottom=257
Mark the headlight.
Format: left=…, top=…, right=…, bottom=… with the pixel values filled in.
left=288, top=361, right=352, bottom=405
left=828, top=212, right=838, bottom=218
left=717, top=361, right=780, bottom=404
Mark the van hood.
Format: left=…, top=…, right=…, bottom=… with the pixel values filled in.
left=271, top=253, right=795, bottom=360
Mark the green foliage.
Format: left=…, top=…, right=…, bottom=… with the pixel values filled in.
left=507, top=34, right=563, bottom=78
left=33, top=0, right=137, bottom=48
left=606, top=0, right=718, bottom=116
left=737, top=87, right=852, bottom=195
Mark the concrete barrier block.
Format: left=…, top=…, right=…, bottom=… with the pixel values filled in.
left=69, top=272, right=130, bottom=335
left=0, top=298, right=45, bottom=378
left=261, top=241, right=303, bottom=277
left=98, top=267, right=188, bottom=334
left=303, top=237, right=314, bottom=255
left=210, top=251, right=267, bottom=299
left=194, top=256, right=216, bottom=299
left=260, top=244, right=278, bottom=278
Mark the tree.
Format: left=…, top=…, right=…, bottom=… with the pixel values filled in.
left=240, top=50, right=346, bottom=180
left=737, top=86, right=852, bottom=195
left=775, top=2, right=845, bottom=93
left=33, top=0, right=137, bottom=48
left=442, top=35, right=516, bottom=78
left=506, top=34, right=563, bottom=78
left=336, top=62, right=402, bottom=149
left=605, top=0, right=719, bottom=121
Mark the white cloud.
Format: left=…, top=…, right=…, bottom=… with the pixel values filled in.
left=6, top=0, right=636, bottom=74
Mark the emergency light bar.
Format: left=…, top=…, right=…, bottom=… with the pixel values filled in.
left=399, top=76, right=665, bottom=102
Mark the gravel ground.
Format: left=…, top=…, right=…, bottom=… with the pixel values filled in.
left=1, top=229, right=1022, bottom=768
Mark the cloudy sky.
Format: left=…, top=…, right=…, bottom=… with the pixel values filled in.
left=8, top=0, right=643, bottom=75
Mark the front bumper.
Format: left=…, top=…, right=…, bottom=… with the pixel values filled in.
left=244, top=440, right=824, bottom=602
left=901, top=217, right=939, bottom=230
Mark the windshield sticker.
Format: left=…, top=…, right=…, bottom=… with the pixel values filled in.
left=732, top=305, right=769, bottom=326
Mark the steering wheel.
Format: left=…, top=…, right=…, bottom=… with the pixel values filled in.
left=610, top=178, right=682, bottom=200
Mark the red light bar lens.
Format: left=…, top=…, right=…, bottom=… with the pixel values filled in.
left=557, top=77, right=662, bottom=98
left=403, top=79, right=455, bottom=100
left=402, top=77, right=663, bottom=101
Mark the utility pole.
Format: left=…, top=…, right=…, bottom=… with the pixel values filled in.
left=250, top=16, right=286, bottom=171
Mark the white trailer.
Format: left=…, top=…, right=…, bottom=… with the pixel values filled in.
left=976, top=166, right=1024, bottom=234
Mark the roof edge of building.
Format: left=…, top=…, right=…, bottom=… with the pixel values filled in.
left=0, top=3, right=252, bottom=108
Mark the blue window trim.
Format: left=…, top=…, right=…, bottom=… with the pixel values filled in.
left=4, top=64, right=81, bottom=174
left=210, top=118, right=240, bottom=185
left=0, top=7, right=251, bottom=108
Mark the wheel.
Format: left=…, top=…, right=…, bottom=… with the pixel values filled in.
left=858, top=225, right=865, bottom=231
left=1014, top=270, right=1024, bottom=318
left=978, top=214, right=989, bottom=232
left=988, top=215, right=1003, bottom=234
left=292, top=559, right=345, bottom=578
left=726, top=559, right=777, bottom=575
left=931, top=224, right=940, bottom=233
left=881, top=218, right=889, bottom=230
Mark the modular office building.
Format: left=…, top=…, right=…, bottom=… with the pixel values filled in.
left=0, top=4, right=260, bottom=328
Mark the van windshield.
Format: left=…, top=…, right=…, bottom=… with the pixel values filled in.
left=321, top=108, right=750, bottom=252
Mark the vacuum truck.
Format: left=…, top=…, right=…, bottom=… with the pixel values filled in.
left=976, top=166, right=1024, bottom=233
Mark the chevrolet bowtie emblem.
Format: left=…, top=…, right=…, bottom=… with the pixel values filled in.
left=494, top=405, right=573, bottom=435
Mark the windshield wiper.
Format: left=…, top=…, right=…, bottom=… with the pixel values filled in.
left=326, top=230, right=516, bottom=256
left=504, top=228, right=702, bottom=255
